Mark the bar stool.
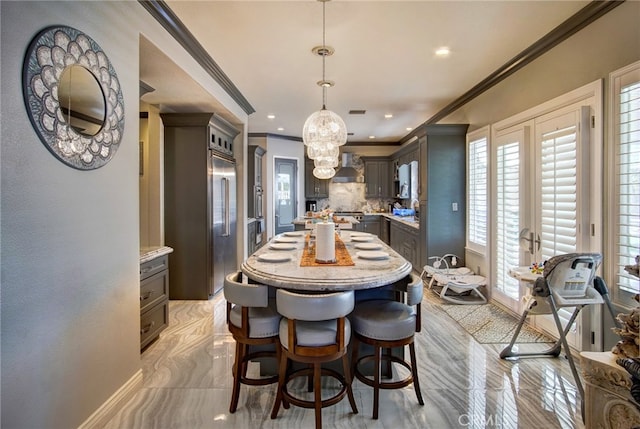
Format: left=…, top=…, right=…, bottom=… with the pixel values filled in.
left=224, top=271, right=281, bottom=413
left=350, top=273, right=424, bottom=419
left=270, top=289, right=358, bottom=429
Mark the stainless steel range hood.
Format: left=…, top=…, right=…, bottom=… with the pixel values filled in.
left=333, top=153, right=363, bottom=183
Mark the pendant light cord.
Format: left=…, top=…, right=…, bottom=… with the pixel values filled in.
left=322, top=0, right=327, bottom=110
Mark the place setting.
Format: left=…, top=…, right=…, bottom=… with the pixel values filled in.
left=355, top=250, right=390, bottom=260
left=257, top=252, right=292, bottom=263
left=354, top=242, right=383, bottom=251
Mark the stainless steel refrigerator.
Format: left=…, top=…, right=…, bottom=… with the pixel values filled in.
left=210, top=153, right=237, bottom=296
left=162, top=113, right=239, bottom=299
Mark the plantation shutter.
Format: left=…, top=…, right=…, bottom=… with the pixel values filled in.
left=495, top=140, right=521, bottom=300
left=468, top=136, right=488, bottom=248
left=616, top=79, right=640, bottom=294
left=539, top=124, right=578, bottom=259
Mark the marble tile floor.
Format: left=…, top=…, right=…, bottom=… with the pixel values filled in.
left=104, top=290, right=585, bottom=429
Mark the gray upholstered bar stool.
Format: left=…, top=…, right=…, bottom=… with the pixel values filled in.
left=224, top=271, right=281, bottom=413
left=350, top=272, right=424, bottom=419
left=270, top=289, right=358, bottom=429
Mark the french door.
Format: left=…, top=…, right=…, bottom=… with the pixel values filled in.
left=491, top=96, right=599, bottom=351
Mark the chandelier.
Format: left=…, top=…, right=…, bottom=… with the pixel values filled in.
left=302, top=0, right=347, bottom=179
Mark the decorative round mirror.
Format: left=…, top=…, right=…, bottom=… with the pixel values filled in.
left=22, top=26, right=124, bottom=170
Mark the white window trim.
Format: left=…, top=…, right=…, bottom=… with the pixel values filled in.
left=466, top=126, right=490, bottom=255
left=607, top=60, right=640, bottom=309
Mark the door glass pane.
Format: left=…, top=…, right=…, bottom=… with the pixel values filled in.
left=275, top=158, right=297, bottom=234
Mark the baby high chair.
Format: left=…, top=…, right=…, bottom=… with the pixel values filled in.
left=499, top=253, right=619, bottom=416
left=421, top=254, right=487, bottom=305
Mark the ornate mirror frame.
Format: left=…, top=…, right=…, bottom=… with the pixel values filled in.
left=22, top=25, right=125, bottom=170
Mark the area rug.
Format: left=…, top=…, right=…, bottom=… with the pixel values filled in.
left=426, top=288, right=554, bottom=344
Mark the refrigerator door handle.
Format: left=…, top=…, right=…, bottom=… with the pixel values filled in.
left=222, top=177, right=230, bottom=237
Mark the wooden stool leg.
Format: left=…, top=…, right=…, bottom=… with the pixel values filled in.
left=373, top=344, right=381, bottom=419
left=314, top=363, right=322, bottom=429
left=350, top=337, right=359, bottom=383
left=342, top=354, right=358, bottom=414
left=230, top=341, right=244, bottom=413
left=270, top=350, right=288, bottom=419
left=409, top=342, right=424, bottom=405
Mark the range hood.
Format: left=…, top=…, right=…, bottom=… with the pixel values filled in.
left=333, top=153, right=363, bottom=183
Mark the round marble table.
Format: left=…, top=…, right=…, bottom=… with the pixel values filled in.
left=241, top=232, right=413, bottom=291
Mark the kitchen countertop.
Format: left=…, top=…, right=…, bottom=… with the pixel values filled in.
left=366, top=212, right=419, bottom=229
left=140, top=246, right=174, bottom=264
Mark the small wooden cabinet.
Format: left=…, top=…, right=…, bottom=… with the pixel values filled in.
left=363, top=158, right=391, bottom=198
left=305, top=158, right=329, bottom=198
left=140, top=253, right=170, bottom=350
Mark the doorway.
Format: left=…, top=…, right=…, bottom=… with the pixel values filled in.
left=274, top=158, right=297, bottom=235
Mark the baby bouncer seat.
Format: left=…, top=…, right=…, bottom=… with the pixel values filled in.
left=421, top=254, right=487, bottom=305
left=499, top=253, right=619, bottom=410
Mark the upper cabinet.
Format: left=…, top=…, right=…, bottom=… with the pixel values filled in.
left=305, top=158, right=329, bottom=198
left=363, top=157, right=391, bottom=198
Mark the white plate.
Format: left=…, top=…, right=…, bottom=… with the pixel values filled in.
left=269, top=243, right=296, bottom=250
left=354, top=242, right=383, bottom=250
left=351, top=236, right=374, bottom=242
left=258, top=253, right=291, bottom=262
left=274, top=236, right=300, bottom=243
left=349, top=232, right=371, bottom=237
left=284, top=231, right=305, bottom=237
left=356, top=251, right=389, bottom=260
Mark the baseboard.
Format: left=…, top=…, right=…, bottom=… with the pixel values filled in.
left=78, top=369, right=143, bottom=429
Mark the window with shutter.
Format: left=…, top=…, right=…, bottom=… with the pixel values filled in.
left=467, top=128, right=489, bottom=253
left=610, top=61, right=640, bottom=304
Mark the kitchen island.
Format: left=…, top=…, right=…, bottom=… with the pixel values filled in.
left=241, top=231, right=411, bottom=291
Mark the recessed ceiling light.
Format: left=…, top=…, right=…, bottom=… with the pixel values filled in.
left=267, top=114, right=275, bottom=119
left=406, top=127, right=413, bottom=131
left=384, top=114, right=393, bottom=119
left=368, top=135, right=375, bottom=139
left=435, top=47, right=450, bottom=57
left=277, top=127, right=284, bottom=131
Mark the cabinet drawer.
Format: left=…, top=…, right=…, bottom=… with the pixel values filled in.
left=140, top=255, right=168, bottom=281
left=140, top=270, right=169, bottom=313
left=140, top=301, right=168, bottom=349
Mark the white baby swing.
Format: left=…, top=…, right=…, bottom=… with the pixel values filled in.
left=421, top=254, right=487, bottom=304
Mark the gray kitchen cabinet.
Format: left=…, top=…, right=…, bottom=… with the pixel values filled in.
left=360, top=215, right=381, bottom=237
left=140, top=254, right=169, bottom=350
left=248, top=219, right=257, bottom=255
left=305, top=158, right=329, bottom=198
left=363, top=157, right=391, bottom=198
left=248, top=145, right=266, bottom=219
left=390, top=221, right=420, bottom=270
left=417, top=124, right=468, bottom=269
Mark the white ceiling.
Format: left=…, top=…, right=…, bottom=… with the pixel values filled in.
left=140, top=0, right=589, bottom=144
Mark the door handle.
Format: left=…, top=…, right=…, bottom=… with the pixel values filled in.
left=222, top=177, right=230, bottom=237
left=519, top=228, right=541, bottom=254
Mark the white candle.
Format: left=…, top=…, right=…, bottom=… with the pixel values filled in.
left=315, top=222, right=335, bottom=263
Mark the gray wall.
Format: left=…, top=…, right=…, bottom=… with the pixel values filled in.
left=442, top=1, right=640, bottom=129
left=0, top=2, right=247, bottom=428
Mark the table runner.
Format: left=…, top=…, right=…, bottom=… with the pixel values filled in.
left=300, top=234, right=355, bottom=267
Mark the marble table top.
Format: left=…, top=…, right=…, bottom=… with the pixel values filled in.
left=241, top=231, right=412, bottom=291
